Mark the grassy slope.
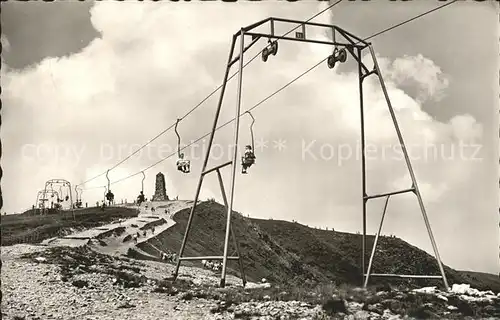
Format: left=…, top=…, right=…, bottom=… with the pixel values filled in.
left=140, top=201, right=500, bottom=292
left=1, top=207, right=139, bottom=246
left=4, top=201, right=498, bottom=292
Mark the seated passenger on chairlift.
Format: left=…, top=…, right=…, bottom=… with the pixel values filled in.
left=176, top=153, right=190, bottom=173
left=241, top=145, right=256, bottom=174
left=137, top=191, right=146, bottom=205
left=106, top=190, right=115, bottom=205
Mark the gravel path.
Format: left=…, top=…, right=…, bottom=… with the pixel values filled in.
left=1, top=244, right=234, bottom=320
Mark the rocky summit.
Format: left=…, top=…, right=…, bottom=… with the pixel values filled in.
left=1, top=201, right=499, bottom=319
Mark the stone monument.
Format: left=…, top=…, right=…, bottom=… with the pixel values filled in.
left=152, top=172, right=169, bottom=201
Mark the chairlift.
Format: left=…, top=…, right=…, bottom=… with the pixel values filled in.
left=327, top=47, right=347, bottom=69
left=105, top=170, right=115, bottom=205
left=74, top=186, right=83, bottom=208
left=262, top=39, right=278, bottom=62
left=241, top=111, right=256, bottom=174
left=175, top=119, right=190, bottom=173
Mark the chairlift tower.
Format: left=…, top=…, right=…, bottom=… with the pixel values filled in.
left=172, top=17, right=449, bottom=290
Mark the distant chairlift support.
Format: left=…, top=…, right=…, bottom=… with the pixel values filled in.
left=58, top=186, right=63, bottom=202
left=42, top=179, right=75, bottom=219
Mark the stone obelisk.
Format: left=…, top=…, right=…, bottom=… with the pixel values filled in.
left=151, top=172, right=169, bottom=201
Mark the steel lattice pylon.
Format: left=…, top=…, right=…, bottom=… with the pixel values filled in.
left=171, top=17, right=449, bottom=290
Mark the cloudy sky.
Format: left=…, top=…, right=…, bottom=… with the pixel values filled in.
left=2, top=1, right=498, bottom=274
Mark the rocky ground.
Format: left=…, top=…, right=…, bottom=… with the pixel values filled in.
left=2, top=244, right=500, bottom=320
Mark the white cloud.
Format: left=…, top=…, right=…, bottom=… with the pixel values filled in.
left=448, top=114, right=483, bottom=143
